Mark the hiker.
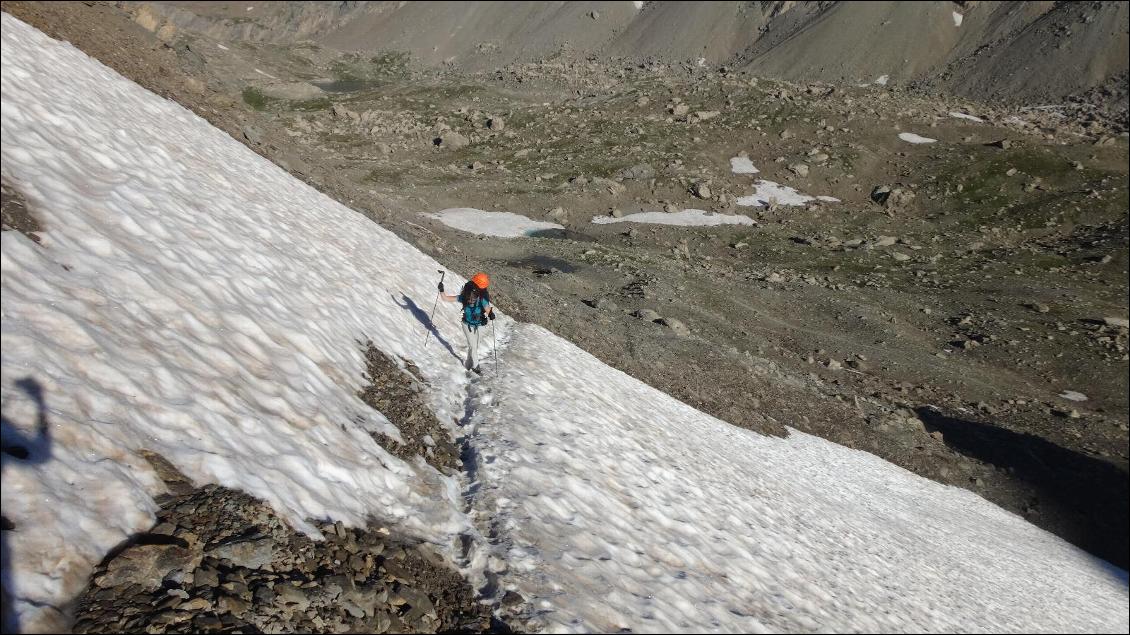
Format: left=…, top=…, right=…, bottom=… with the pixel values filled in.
left=438, top=272, right=495, bottom=374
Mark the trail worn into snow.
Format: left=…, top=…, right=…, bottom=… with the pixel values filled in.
left=460, top=323, right=1127, bottom=633
left=2, top=9, right=1127, bottom=635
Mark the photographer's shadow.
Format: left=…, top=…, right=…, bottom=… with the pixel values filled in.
left=2, top=377, right=53, bottom=633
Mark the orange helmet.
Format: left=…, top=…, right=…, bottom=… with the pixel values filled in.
left=471, top=272, right=490, bottom=289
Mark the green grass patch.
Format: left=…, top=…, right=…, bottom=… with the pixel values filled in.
left=329, top=51, right=411, bottom=87
left=241, top=87, right=273, bottom=111
left=362, top=166, right=406, bottom=187
left=934, top=146, right=1122, bottom=231
left=291, top=96, right=332, bottom=111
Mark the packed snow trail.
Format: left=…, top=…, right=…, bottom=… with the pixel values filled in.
left=463, top=324, right=1128, bottom=633
left=1, top=13, right=1127, bottom=635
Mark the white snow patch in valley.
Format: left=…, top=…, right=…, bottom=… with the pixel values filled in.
left=632, top=0, right=644, bottom=9
left=591, top=209, right=754, bottom=226
left=2, top=13, right=1129, bottom=634
left=953, top=11, right=964, bottom=27
left=1059, top=391, right=1088, bottom=402
left=427, top=207, right=563, bottom=237
left=254, top=68, right=276, bottom=79
left=736, top=180, right=840, bottom=207
left=467, top=327, right=1129, bottom=632
left=2, top=15, right=474, bottom=630
left=729, top=156, right=759, bottom=174
left=217, top=43, right=229, bottom=51
left=949, top=111, right=985, bottom=123
left=899, top=132, right=938, bottom=144
left=874, top=74, right=890, bottom=86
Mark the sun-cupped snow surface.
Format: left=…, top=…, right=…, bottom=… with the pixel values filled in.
left=466, top=325, right=1128, bottom=633
left=949, top=111, right=985, bottom=123
left=729, top=156, right=759, bottom=174
left=591, top=209, right=754, bottom=227
left=427, top=207, right=563, bottom=237
left=736, top=180, right=840, bottom=207
left=1, top=14, right=479, bottom=631
left=899, top=132, right=938, bottom=144
left=3, top=12, right=1129, bottom=635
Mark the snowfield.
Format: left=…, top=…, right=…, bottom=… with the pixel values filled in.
left=465, top=328, right=1129, bottom=632
left=949, top=111, right=985, bottom=123
left=427, top=207, right=563, bottom=237
left=899, top=132, right=938, bottom=144
left=592, top=209, right=754, bottom=227
left=729, top=156, right=759, bottom=174
left=736, top=180, right=840, bottom=207
left=1, top=15, right=476, bottom=631
left=2, top=14, right=1127, bottom=635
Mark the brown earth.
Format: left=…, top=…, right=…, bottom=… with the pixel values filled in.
left=1, top=180, right=42, bottom=243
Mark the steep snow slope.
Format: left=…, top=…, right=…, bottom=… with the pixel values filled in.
left=464, top=327, right=1128, bottom=632
left=1, top=12, right=1127, bottom=635
left=0, top=13, right=479, bottom=631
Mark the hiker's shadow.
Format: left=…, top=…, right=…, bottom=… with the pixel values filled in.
left=392, top=293, right=460, bottom=361
left=1, top=377, right=53, bottom=633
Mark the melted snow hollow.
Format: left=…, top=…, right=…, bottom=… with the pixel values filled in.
left=2, top=13, right=1127, bottom=635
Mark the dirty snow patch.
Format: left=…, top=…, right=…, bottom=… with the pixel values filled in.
left=953, top=11, right=964, bottom=27
left=899, top=132, right=937, bottom=144
left=592, top=209, right=754, bottom=227
left=1059, top=391, right=1088, bottom=402
left=428, top=208, right=563, bottom=237
left=874, top=74, right=890, bottom=86
left=730, top=156, right=759, bottom=174
left=949, top=111, right=985, bottom=123
left=736, top=180, right=840, bottom=207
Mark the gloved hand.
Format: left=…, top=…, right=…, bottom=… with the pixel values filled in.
left=488, top=310, right=496, bottom=321
left=437, top=281, right=445, bottom=293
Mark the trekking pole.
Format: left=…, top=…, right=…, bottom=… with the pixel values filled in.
left=423, top=270, right=445, bottom=348
left=492, top=318, right=498, bottom=375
